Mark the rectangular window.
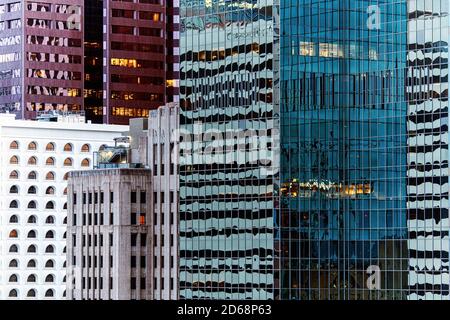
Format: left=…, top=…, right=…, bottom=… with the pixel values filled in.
left=109, top=234, right=113, bottom=246
left=131, top=256, right=136, bottom=268
left=140, top=191, right=146, bottom=204
left=100, top=192, right=104, bottom=204
left=73, top=193, right=77, bottom=204
left=170, top=256, right=174, bottom=268
left=110, top=191, right=114, bottom=203
left=131, top=191, right=137, bottom=203
left=141, top=233, right=147, bottom=247
left=170, top=191, right=174, bottom=203
left=88, top=193, right=92, bottom=204
left=131, top=233, right=137, bottom=246
left=131, top=212, right=136, bottom=225
left=82, top=193, right=86, bottom=204
left=140, top=256, right=146, bottom=268
left=140, top=213, right=145, bottom=225
left=140, top=278, right=146, bottom=290
left=161, top=192, right=164, bottom=203
left=153, top=192, right=157, bottom=204
left=131, top=277, right=136, bottom=290
left=110, top=212, right=114, bottom=225
left=94, top=192, right=98, bottom=204
left=110, top=255, right=113, bottom=267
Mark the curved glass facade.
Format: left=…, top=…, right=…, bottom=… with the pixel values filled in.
left=179, top=0, right=279, bottom=299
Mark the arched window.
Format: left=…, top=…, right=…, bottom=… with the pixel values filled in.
left=9, top=245, right=18, bottom=253
left=81, top=144, right=91, bottom=152
left=10, top=140, right=19, bottom=149
left=81, top=158, right=90, bottom=167
left=63, top=232, right=67, bottom=239
left=63, top=143, right=73, bottom=152
left=27, top=289, right=36, bottom=297
left=27, top=215, right=37, bottom=224
left=45, top=172, right=55, bottom=180
left=9, top=200, right=18, bottom=208
left=45, top=260, right=54, bottom=268
left=45, top=201, right=54, bottom=209
left=45, top=230, right=54, bottom=239
left=45, top=186, right=55, bottom=195
left=9, top=229, right=18, bottom=238
left=63, top=246, right=66, bottom=253
left=45, top=274, right=54, bottom=283
left=27, top=259, right=36, bottom=268
left=9, top=170, right=19, bottom=179
left=63, top=203, right=67, bottom=210
left=9, top=185, right=18, bottom=194
left=45, top=157, right=55, bottom=166
left=27, top=156, right=37, bottom=165
left=45, top=216, right=55, bottom=225
left=27, top=171, right=37, bottom=180
left=63, top=276, right=66, bottom=283
left=8, top=289, right=17, bottom=297
left=9, top=259, right=18, bottom=268
left=45, top=245, right=54, bottom=253
left=45, top=142, right=55, bottom=151
left=63, top=290, right=66, bottom=297
left=9, top=274, right=18, bottom=282
left=45, top=289, right=54, bottom=297
left=63, top=261, right=67, bottom=268
left=27, top=201, right=37, bottom=209
left=28, top=186, right=37, bottom=194
left=27, top=274, right=36, bottom=283
left=9, top=215, right=18, bottom=223
left=63, top=187, right=68, bottom=195
left=27, top=245, right=36, bottom=253
left=28, top=141, right=37, bottom=150
left=63, top=172, right=69, bottom=181
left=63, top=217, right=67, bottom=224
left=9, top=156, right=19, bottom=165
left=27, top=230, right=36, bottom=238
left=63, top=157, right=73, bottom=167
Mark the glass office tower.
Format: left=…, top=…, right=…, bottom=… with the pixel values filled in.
left=407, top=1, right=450, bottom=300
left=179, top=0, right=279, bottom=299
left=278, top=1, right=409, bottom=299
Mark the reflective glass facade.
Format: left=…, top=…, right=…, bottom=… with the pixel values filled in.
left=179, top=0, right=279, bottom=299
left=278, top=1, right=408, bottom=299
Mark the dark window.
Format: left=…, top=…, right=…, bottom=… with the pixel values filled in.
left=141, top=233, right=147, bottom=247
left=73, top=193, right=77, bottom=205
left=110, top=192, right=114, bottom=203
left=140, top=278, right=146, bottom=290
left=140, top=191, right=146, bottom=204
left=131, top=256, right=136, bottom=268
left=131, top=212, right=136, bottom=225
left=131, top=191, right=137, bottom=203
left=131, top=234, right=137, bottom=246
left=131, top=277, right=136, bottom=290
left=140, top=256, right=146, bottom=268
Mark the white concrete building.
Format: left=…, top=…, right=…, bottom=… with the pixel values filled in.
left=0, top=113, right=128, bottom=299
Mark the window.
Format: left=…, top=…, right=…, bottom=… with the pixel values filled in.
left=64, top=157, right=73, bottom=167
left=45, top=186, right=55, bottom=195
left=46, top=172, right=55, bottom=180
left=45, top=289, right=54, bottom=297
left=63, top=143, right=73, bottom=152
left=63, top=187, right=68, bottom=195
left=9, top=259, right=18, bottom=268
left=9, top=200, right=18, bottom=208
left=45, top=157, right=55, bottom=166
left=9, top=274, right=18, bottom=282
left=27, top=259, right=36, bottom=268
left=81, top=158, right=90, bottom=167
left=28, top=141, right=37, bottom=150
left=9, top=170, right=19, bottom=179
left=27, top=289, right=36, bottom=297
left=81, top=144, right=90, bottom=152
left=63, top=202, right=67, bottom=210
left=27, top=201, right=37, bottom=209
left=141, top=191, right=146, bottom=204
left=45, top=216, right=55, bottom=224
left=131, top=233, right=137, bottom=246
left=28, top=186, right=37, bottom=194
left=45, top=245, right=54, bottom=253
left=45, top=142, right=55, bottom=151
left=27, top=230, right=36, bottom=238
left=9, top=289, right=17, bottom=297
left=9, top=244, right=18, bottom=253
left=9, top=155, right=19, bottom=164
left=9, top=229, right=18, bottom=238
left=63, top=217, right=67, bottom=224
left=45, top=201, right=55, bottom=209
left=9, top=185, right=18, bottom=193
left=27, top=156, right=37, bottom=165
left=45, top=274, right=54, bottom=283
left=45, top=230, right=54, bottom=239
left=28, top=171, right=37, bottom=180
left=27, top=245, right=36, bottom=253
left=45, top=260, right=54, bottom=268
left=27, top=215, right=37, bottom=224
left=9, top=215, right=18, bottom=223
left=63, top=172, right=69, bottom=181
left=10, top=140, right=19, bottom=149
left=131, top=191, right=137, bottom=203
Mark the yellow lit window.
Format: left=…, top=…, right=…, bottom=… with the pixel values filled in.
left=166, top=79, right=176, bottom=87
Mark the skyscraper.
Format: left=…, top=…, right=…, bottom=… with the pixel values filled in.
left=102, top=0, right=179, bottom=124
left=0, top=0, right=84, bottom=119
left=179, top=0, right=279, bottom=299
left=278, top=0, right=408, bottom=300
